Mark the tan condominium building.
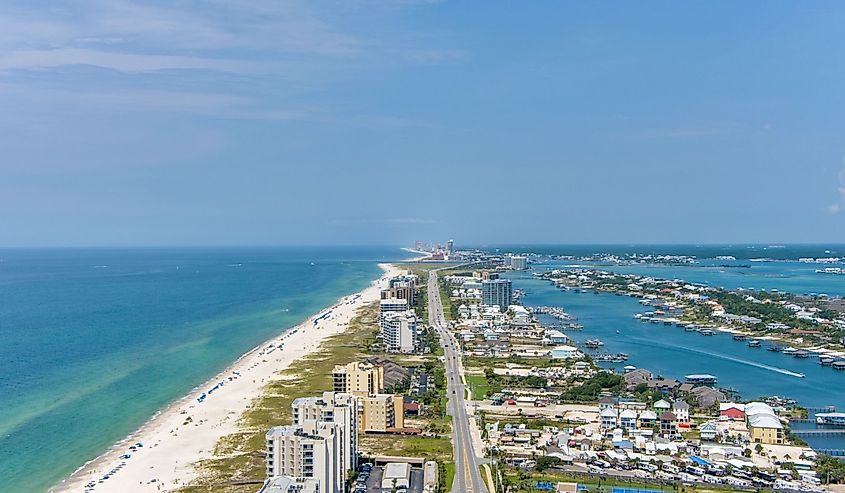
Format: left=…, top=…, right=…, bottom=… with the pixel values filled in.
left=361, top=394, right=405, bottom=432
left=332, top=361, right=384, bottom=397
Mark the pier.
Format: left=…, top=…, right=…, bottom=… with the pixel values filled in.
left=792, top=429, right=845, bottom=437
left=813, top=449, right=845, bottom=457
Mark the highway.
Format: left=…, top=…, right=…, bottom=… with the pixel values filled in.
left=427, top=270, right=489, bottom=493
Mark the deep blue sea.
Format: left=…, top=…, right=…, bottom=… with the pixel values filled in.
left=0, top=247, right=404, bottom=493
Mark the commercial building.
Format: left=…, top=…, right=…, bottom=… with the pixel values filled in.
left=550, top=345, right=580, bottom=359
left=481, top=279, right=512, bottom=309
left=332, top=361, right=384, bottom=396
left=291, top=392, right=358, bottom=480
left=381, top=311, right=418, bottom=353
left=361, top=394, right=405, bottom=432
left=266, top=420, right=341, bottom=493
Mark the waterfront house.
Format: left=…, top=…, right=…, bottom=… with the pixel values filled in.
left=648, top=378, right=680, bottom=393
left=690, top=386, right=726, bottom=408
left=544, top=329, right=569, bottom=345
left=550, top=345, right=580, bottom=359
left=623, top=368, right=653, bottom=389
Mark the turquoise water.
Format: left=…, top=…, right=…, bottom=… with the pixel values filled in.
left=0, top=247, right=402, bottom=493
left=536, top=258, right=845, bottom=298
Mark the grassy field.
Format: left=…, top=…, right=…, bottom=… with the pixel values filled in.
left=358, top=434, right=453, bottom=462
left=466, top=374, right=501, bottom=400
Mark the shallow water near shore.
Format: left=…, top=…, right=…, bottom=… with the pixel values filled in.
left=0, top=247, right=402, bottom=493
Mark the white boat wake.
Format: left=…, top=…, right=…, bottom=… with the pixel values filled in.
left=631, top=337, right=806, bottom=378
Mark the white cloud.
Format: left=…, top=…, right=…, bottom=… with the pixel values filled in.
left=0, top=48, right=249, bottom=73
left=825, top=166, right=845, bottom=214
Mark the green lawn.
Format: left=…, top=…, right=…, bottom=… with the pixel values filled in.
left=466, top=374, right=501, bottom=400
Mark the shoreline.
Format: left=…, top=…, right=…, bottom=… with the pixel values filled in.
left=51, top=262, right=402, bottom=493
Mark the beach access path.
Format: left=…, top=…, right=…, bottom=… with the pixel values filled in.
left=52, top=263, right=402, bottom=493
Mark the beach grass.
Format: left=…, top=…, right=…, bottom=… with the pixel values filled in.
left=176, top=302, right=381, bottom=493
left=177, top=297, right=456, bottom=492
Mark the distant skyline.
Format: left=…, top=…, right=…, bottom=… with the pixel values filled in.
left=2, top=1, right=845, bottom=247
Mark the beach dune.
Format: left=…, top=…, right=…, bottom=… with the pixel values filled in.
left=52, top=263, right=401, bottom=493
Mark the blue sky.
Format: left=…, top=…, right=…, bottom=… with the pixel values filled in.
left=1, top=1, right=844, bottom=246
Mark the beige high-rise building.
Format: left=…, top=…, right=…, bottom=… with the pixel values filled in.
left=361, top=394, right=405, bottom=432
left=332, top=361, right=384, bottom=397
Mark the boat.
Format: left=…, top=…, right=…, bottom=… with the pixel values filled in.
left=594, top=353, right=629, bottom=362
left=747, top=340, right=762, bottom=348
left=793, top=350, right=810, bottom=358
left=819, top=357, right=835, bottom=366
left=732, top=334, right=747, bottom=341
left=767, top=344, right=784, bottom=352
left=816, top=413, right=845, bottom=426
left=585, top=339, right=604, bottom=349
left=782, top=347, right=798, bottom=356
left=616, top=329, right=620, bottom=334
left=684, top=325, right=698, bottom=332
left=686, top=374, right=718, bottom=385
left=699, top=329, right=714, bottom=336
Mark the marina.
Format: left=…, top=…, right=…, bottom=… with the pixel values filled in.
left=507, top=265, right=845, bottom=452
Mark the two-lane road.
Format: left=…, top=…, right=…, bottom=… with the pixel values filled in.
left=427, top=270, right=489, bottom=493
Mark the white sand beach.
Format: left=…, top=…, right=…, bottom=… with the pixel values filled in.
left=52, top=263, right=402, bottom=493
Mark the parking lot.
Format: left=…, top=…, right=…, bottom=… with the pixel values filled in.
left=355, top=464, right=424, bottom=493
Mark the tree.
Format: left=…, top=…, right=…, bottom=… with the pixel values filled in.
left=815, top=455, right=845, bottom=484
left=534, top=456, right=563, bottom=472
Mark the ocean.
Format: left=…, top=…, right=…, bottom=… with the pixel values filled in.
left=0, top=247, right=404, bottom=493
